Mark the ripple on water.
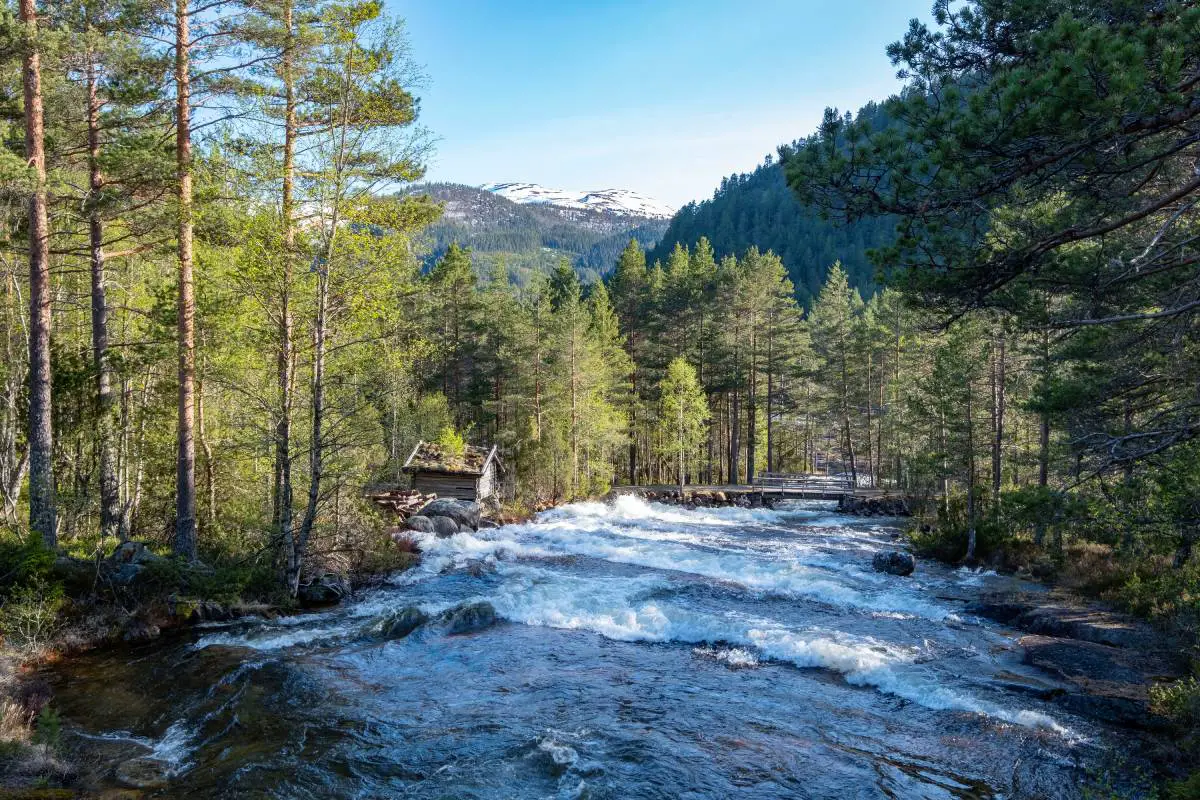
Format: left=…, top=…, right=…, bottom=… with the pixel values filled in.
left=50, top=495, right=1144, bottom=798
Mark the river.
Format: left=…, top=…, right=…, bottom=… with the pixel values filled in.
left=49, top=497, right=1141, bottom=798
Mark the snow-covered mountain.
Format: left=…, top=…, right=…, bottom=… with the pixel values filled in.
left=482, top=182, right=675, bottom=219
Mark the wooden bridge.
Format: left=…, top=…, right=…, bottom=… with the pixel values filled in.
left=749, top=472, right=856, bottom=499
left=614, top=473, right=865, bottom=503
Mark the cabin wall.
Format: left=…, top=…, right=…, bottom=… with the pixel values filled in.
left=477, top=465, right=495, bottom=501
left=412, top=472, right=479, bottom=501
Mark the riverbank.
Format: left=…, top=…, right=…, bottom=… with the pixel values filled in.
left=0, top=525, right=423, bottom=794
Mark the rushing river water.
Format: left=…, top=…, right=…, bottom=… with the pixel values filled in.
left=50, top=498, right=1142, bottom=798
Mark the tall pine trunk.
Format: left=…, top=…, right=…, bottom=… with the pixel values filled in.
left=276, top=0, right=297, bottom=578
left=965, top=379, right=978, bottom=562
left=87, top=50, right=120, bottom=541
left=294, top=267, right=328, bottom=595
left=746, top=335, right=757, bottom=484
left=174, top=0, right=197, bottom=559
left=990, top=330, right=1005, bottom=507
left=864, top=350, right=874, bottom=487
left=21, top=0, right=55, bottom=548
left=1035, top=327, right=1051, bottom=547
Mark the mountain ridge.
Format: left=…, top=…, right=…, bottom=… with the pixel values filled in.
left=483, top=182, right=675, bottom=219
left=413, top=182, right=670, bottom=284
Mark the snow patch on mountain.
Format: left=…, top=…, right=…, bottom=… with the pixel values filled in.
left=483, top=182, right=675, bottom=219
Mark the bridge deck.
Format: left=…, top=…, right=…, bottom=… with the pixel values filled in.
left=612, top=480, right=890, bottom=501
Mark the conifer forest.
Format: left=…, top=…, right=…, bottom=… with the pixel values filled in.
left=1, top=2, right=1199, bottom=797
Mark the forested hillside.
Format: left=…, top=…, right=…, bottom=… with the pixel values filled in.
left=649, top=103, right=895, bottom=305
left=414, top=182, right=669, bottom=284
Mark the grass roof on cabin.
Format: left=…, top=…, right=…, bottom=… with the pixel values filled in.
left=403, top=441, right=491, bottom=475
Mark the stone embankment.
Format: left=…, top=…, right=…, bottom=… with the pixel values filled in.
left=837, top=495, right=911, bottom=516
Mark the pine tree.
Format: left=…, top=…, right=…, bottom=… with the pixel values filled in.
left=658, top=357, right=709, bottom=495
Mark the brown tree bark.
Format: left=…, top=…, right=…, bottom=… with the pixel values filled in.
left=21, top=0, right=56, bottom=548
left=174, top=0, right=197, bottom=559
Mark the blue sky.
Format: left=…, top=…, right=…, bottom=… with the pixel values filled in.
left=398, top=1, right=931, bottom=209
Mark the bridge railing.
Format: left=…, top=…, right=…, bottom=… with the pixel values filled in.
left=751, top=472, right=854, bottom=495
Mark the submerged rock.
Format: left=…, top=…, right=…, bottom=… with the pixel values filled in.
left=381, top=606, right=429, bottom=639
left=872, top=550, right=916, bottom=576
left=428, top=515, right=462, bottom=538
left=404, top=515, right=436, bottom=534
left=298, top=573, right=351, bottom=607
left=418, top=499, right=481, bottom=531
left=439, top=601, right=498, bottom=635
left=115, top=757, right=171, bottom=790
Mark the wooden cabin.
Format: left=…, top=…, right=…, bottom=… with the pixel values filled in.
left=402, top=440, right=500, bottom=502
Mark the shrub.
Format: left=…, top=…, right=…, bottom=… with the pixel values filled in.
left=1151, top=677, right=1200, bottom=726
left=0, top=578, right=65, bottom=654
left=32, top=707, right=60, bottom=749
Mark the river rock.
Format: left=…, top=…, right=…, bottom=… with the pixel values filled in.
left=404, top=515, right=436, bottom=534
left=52, top=555, right=96, bottom=593
left=966, top=593, right=1165, bottom=651
left=440, top=601, right=498, bottom=634
left=121, top=618, right=160, bottom=643
left=298, top=573, right=351, bottom=607
left=839, top=496, right=911, bottom=517
left=191, top=599, right=236, bottom=623
left=872, top=550, right=915, bottom=576
left=115, top=757, right=170, bottom=790
left=1020, top=634, right=1177, bottom=728
left=109, top=541, right=166, bottom=565
left=477, top=518, right=499, bottom=530
left=381, top=606, right=428, bottom=639
left=418, top=499, right=481, bottom=531
left=428, top=515, right=462, bottom=538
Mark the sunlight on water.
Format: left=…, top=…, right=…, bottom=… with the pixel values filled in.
left=54, top=496, right=1114, bottom=798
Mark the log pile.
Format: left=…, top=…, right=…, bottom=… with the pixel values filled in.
left=365, top=488, right=435, bottom=518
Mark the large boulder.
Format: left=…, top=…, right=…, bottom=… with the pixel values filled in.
left=1020, top=634, right=1178, bottom=729
left=380, top=606, right=428, bottom=639
left=428, top=515, right=462, bottom=538
left=418, top=499, right=481, bottom=531
left=439, top=601, right=498, bottom=635
left=121, top=618, right=161, bottom=643
left=297, top=573, right=351, bottom=607
left=404, top=515, right=436, bottom=534
left=109, top=541, right=165, bottom=565
left=872, top=550, right=916, bottom=576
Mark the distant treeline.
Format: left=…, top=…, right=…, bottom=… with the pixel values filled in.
left=649, top=102, right=895, bottom=306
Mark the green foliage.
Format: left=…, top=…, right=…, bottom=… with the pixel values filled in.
left=0, top=578, right=65, bottom=653
left=1151, top=677, right=1200, bottom=724
left=657, top=358, right=709, bottom=487
left=0, top=537, right=57, bottom=600
left=32, top=708, right=60, bottom=749
left=436, top=426, right=467, bottom=460
left=649, top=131, right=896, bottom=306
